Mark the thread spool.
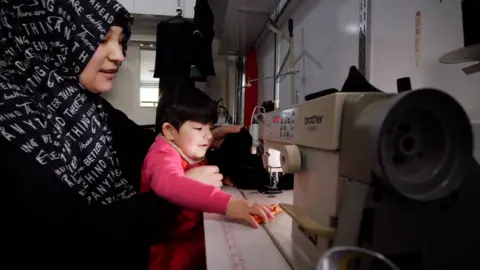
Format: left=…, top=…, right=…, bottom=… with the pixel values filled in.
left=280, top=145, right=302, bottom=173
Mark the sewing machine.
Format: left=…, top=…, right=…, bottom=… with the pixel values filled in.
left=252, top=114, right=285, bottom=194
left=258, top=90, right=478, bottom=269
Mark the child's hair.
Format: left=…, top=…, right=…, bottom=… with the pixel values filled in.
left=157, top=80, right=218, bottom=132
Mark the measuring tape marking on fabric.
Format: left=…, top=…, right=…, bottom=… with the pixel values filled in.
left=220, top=219, right=247, bottom=270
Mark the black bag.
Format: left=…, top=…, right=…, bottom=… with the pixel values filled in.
left=205, top=128, right=266, bottom=189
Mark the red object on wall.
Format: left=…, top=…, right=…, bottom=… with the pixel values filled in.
left=244, top=49, right=258, bottom=129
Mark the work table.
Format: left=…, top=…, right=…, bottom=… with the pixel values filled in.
left=204, top=187, right=316, bottom=270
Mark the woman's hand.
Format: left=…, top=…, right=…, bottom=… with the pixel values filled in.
left=225, top=198, right=274, bottom=228
left=211, top=125, right=243, bottom=149
left=222, top=177, right=235, bottom=187
left=185, top=166, right=223, bottom=188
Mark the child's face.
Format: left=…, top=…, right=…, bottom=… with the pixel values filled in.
left=174, top=121, right=213, bottom=159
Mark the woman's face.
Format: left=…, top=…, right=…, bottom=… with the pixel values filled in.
left=79, top=26, right=125, bottom=93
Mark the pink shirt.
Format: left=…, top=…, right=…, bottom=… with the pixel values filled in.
left=141, top=136, right=233, bottom=214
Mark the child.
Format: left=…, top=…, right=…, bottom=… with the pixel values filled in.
left=141, top=82, right=274, bottom=270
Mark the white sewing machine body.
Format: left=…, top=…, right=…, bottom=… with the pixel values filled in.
left=259, top=93, right=349, bottom=266
left=258, top=91, right=476, bottom=269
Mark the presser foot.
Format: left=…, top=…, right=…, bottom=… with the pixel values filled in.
left=260, top=186, right=283, bottom=195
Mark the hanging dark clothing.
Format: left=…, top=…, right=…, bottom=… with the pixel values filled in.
left=192, top=0, right=216, bottom=79
left=153, top=0, right=216, bottom=81
left=153, top=21, right=196, bottom=129
left=193, top=0, right=215, bottom=31
left=153, top=21, right=194, bottom=79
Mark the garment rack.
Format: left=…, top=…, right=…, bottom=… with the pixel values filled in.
left=162, top=3, right=188, bottom=23
left=176, top=0, right=182, bottom=16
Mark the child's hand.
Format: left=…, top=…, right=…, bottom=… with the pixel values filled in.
left=252, top=204, right=282, bottom=224
left=185, top=166, right=223, bottom=188
left=225, top=198, right=274, bottom=228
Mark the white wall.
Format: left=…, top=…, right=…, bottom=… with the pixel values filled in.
left=257, top=0, right=480, bottom=120
left=258, top=0, right=360, bottom=108
left=369, top=0, right=480, bottom=120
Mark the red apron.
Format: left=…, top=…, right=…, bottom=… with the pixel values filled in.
left=141, top=159, right=207, bottom=270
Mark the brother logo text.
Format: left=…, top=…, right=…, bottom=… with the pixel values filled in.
left=304, top=115, right=323, bottom=125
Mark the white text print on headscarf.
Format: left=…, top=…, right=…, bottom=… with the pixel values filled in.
left=0, top=0, right=135, bottom=205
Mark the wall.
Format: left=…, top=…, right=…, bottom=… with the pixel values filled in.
left=203, top=55, right=236, bottom=124
left=204, top=39, right=238, bottom=124
left=258, top=0, right=360, bottom=109
left=205, top=39, right=235, bottom=109
left=204, top=39, right=236, bottom=124
left=369, top=0, right=480, bottom=120
left=257, top=0, right=480, bottom=120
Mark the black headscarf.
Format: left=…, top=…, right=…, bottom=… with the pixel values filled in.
left=0, top=1, right=135, bottom=205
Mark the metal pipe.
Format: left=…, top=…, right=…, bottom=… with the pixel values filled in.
left=254, top=0, right=294, bottom=49
left=288, top=19, right=296, bottom=104
left=277, top=47, right=291, bottom=78
left=226, top=56, right=237, bottom=122
left=235, top=56, right=246, bottom=125
left=224, top=57, right=230, bottom=123
left=271, top=19, right=296, bottom=104
left=232, top=58, right=238, bottom=124
left=273, top=33, right=277, bottom=100
left=267, top=23, right=290, bottom=42
left=246, top=70, right=298, bottom=84
left=238, top=7, right=271, bottom=15
left=240, top=57, right=246, bottom=125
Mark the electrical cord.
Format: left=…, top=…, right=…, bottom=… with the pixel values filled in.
left=216, top=98, right=224, bottom=106
left=215, top=98, right=232, bottom=124
left=250, top=106, right=266, bottom=126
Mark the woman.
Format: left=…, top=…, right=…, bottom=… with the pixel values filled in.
left=0, top=1, right=241, bottom=269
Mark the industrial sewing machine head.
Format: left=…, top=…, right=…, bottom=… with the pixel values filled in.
left=258, top=87, right=477, bottom=269
left=252, top=113, right=285, bottom=194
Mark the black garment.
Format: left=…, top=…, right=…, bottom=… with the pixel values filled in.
left=462, top=0, right=480, bottom=47
left=341, top=66, right=382, bottom=92
left=153, top=21, right=194, bottom=78
left=206, top=128, right=269, bottom=189
left=0, top=1, right=180, bottom=269
left=305, top=66, right=381, bottom=101
left=192, top=0, right=216, bottom=78
left=193, top=0, right=214, bottom=32
left=0, top=101, right=181, bottom=269
left=153, top=0, right=215, bottom=80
